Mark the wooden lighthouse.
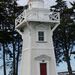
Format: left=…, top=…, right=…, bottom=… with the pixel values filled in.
left=15, top=0, right=60, bottom=75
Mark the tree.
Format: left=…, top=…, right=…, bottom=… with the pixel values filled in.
left=70, top=1, right=75, bottom=23
left=51, top=0, right=75, bottom=75
left=0, top=32, right=14, bottom=75
left=0, top=32, right=22, bottom=75
left=70, top=2, right=75, bottom=55
left=0, top=0, right=23, bottom=75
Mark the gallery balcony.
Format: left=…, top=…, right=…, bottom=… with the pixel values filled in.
left=15, top=8, right=60, bottom=28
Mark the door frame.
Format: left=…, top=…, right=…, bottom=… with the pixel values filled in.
left=37, top=60, right=50, bottom=75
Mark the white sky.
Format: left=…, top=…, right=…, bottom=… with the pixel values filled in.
left=17, top=0, right=75, bottom=8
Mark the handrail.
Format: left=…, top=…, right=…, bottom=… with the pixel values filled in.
left=15, top=9, right=60, bottom=26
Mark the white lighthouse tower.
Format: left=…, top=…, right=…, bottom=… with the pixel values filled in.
left=15, top=0, right=60, bottom=75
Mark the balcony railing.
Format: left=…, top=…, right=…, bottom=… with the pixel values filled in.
left=15, top=9, right=60, bottom=26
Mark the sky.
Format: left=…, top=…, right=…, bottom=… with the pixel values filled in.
left=17, top=0, right=75, bottom=8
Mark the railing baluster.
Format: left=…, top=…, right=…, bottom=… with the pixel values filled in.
left=15, top=10, right=60, bottom=26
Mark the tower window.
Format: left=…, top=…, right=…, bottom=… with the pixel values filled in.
left=38, top=31, right=44, bottom=41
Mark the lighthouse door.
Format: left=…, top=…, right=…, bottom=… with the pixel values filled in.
left=40, top=63, right=47, bottom=75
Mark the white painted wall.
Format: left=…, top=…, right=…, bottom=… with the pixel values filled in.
left=20, top=22, right=58, bottom=75
left=17, top=0, right=59, bottom=75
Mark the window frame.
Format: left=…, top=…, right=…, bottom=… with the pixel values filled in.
left=38, top=31, right=44, bottom=42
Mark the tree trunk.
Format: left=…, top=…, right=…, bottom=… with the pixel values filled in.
left=63, top=28, right=73, bottom=75
left=66, top=57, right=72, bottom=75
left=16, top=35, right=20, bottom=75
left=12, top=41, right=16, bottom=75
left=2, top=42, right=6, bottom=75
